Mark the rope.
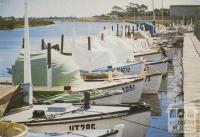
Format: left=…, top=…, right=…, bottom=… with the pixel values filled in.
left=88, top=110, right=169, bottom=132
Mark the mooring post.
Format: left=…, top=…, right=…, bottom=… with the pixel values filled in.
left=41, top=39, right=45, bottom=50
left=117, top=24, right=119, bottom=36
left=47, top=43, right=52, bottom=90
left=112, top=25, right=114, bottom=31
left=88, top=37, right=91, bottom=50
left=22, top=38, right=24, bottom=49
left=61, top=34, right=64, bottom=54
left=128, top=25, right=131, bottom=37
left=125, top=25, right=127, bottom=37
left=132, top=26, right=134, bottom=36
left=101, top=33, right=104, bottom=41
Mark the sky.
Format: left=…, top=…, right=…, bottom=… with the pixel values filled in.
left=0, top=0, right=200, bottom=17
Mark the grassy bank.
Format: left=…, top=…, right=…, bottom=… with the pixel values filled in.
left=0, top=17, right=54, bottom=30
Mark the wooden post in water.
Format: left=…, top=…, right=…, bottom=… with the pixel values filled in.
left=128, top=26, right=131, bottom=37
left=101, top=33, right=104, bottom=41
left=104, top=26, right=106, bottom=30
left=41, top=39, right=45, bottom=50
left=47, top=43, right=52, bottom=90
left=88, top=37, right=92, bottom=72
left=125, top=25, right=127, bottom=37
left=22, top=38, right=24, bottom=49
left=88, top=37, right=91, bottom=50
left=61, top=34, right=64, bottom=54
left=117, top=24, right=119, bottom=36
left=132, top=26, right=134, bottom=36
left=111, top=25, right=114, bottom=31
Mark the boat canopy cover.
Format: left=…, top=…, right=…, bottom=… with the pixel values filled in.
left=12, top=50, right=83, bottom=86
left=100, top=30, right=134, bottom=63
left=69, top=37, right=117, bottom=71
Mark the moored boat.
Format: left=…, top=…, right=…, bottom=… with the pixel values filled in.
left=27, top=124, right=124, bottom=137
left=0, top=121, right=28, bottom=137
left=3, top=102, right=151, bottom=137
left=145, top=60, right=168, bottom=76
left=142, top=73, right=162, bottom=94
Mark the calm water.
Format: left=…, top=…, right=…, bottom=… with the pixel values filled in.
left=0, top=21, right=116, bottom=77
left=0, top=22, right=183, bottom=137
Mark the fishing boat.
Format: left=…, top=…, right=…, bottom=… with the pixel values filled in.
left=145, top=60, right=168, bottom=76
left=3, top=99, right=151, bottom=137
left=142, top=73, right=162, bottom=94
left=27, top=124, right=124, bottom=137
left=66, top=33, right=145, bottom=76
left=2, top=2, right=152, bottom=137
left=0, top=121, right=28, bottom=137
left=99, top=30, right=168, bottom=75
left=12, top=47, right=145, bottom=104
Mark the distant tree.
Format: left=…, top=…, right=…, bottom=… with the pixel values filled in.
left=110, top=6, right=125, bottom=16
left=139, top=4, right=148, bottom=16
left=125, top=3, right=139, bottom=16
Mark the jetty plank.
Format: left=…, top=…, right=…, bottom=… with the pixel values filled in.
left=183, top=33, right=200, bottom=136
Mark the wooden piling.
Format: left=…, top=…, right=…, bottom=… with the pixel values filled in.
left=22, top=38, right=24, bottom=49
left=88, top=37, right=91, bottom=50
left=111, top=25, right=114, bottom=31
left=101, top=33, right=104, bottom=41
left=41, top=39, right=45, bottom=50
left=128, top=26, right=131, bottom=37
left=47, top=43, right=51, bottom=68
left=61, top=34, right=64, bottom=54
left=132, top=26, right=134, bottom=35
left=117, top=24, right=119, bottom=36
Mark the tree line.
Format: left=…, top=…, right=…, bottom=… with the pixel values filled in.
left=0, top=16, right=54, bottom=30
left=108, top=3, right=169, bottom=17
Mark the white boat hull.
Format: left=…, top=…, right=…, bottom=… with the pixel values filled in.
left=24, top=111, right=151, bottom=137
left=142, top=73, right=162, bottom=94
left=145, top=60, right=168, bottom=75
left=92, top=79, right=144, bottom=104
left=93, top=62, right=145, bottom=76
left=114, top=62, right=145, bottom=76
left=134, top=52, right=162, bottom=62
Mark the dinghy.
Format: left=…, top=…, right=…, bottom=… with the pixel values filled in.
left=0, top=121, right=28, bottom=137
left=2, top=2, right=152, bottom=137
left=0, top=86, right=21, bottom=117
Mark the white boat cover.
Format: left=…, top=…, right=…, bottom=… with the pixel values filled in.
left=12, top=50, right=83, bottom=86
left=68, top=37, right=117, bottom=71
left=100, top=31, right=134, bottom=63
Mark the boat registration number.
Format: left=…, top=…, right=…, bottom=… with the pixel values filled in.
left=122, top=84, right=135, bottom=92
left=116, top=67, right=131, bottom=73
left=69, top=124, right=95, bottom=131
left=145, top=76, right=151, bottom=82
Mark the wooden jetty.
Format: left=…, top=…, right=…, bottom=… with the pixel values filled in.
left=183, top=33, right=200, bottom=136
